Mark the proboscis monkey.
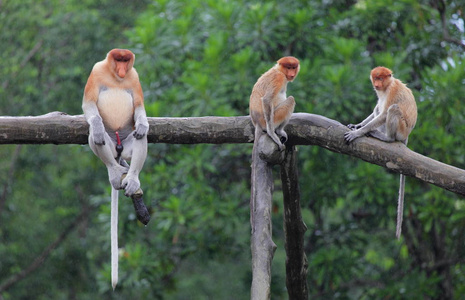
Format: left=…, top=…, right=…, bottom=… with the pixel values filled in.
left=249, top=56, right=300, bottom=151
left=82, top=49, right=150, bottom=289
left=344, top=66, right=417, bottom=239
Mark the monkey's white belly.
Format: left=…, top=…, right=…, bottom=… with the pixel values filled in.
left=275, top=88, right=287, bottom=104
left=97, top=89, right=134, bottom=131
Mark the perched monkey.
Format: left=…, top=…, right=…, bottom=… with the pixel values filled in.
left=344, top=66, right=417, bottom=239
left=249, top=56, right=300, bottom=151
left=82, top=49, right=150, bottom=289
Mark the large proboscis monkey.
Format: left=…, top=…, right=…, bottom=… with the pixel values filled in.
left=82, top=49, right=150, bottom=289
left=249, top=56, right=300, bottom=151
left=344, top=66, right=417, bottom=239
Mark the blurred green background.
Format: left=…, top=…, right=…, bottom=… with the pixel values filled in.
left=1, top=0, right=464, bottom=299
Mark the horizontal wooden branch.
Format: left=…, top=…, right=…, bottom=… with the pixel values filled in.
left=1, top=111, right=464, bottom=195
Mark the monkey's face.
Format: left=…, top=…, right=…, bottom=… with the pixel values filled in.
left=370, top=66, right=392, bottom=91
left=285, top=67, right=299, bottom=81
left=277, top=56, right=300, bottom=82
left=109, top=49, right=134, bottom=79
left=371, top=77, right=385, bottom=90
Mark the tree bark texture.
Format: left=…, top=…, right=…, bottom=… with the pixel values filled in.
left=1, top=112, right=464, bottom=196
left=281, top=145, right=309, bottom=300
left=250, top=132, right=279, bottom=300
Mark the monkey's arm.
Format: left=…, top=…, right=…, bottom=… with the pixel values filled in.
left=82, top=98, right=106, bottom=146
left=261, top=92, right=285, bottom=150
left=132, top=83, right=149, bottom=139
left=133, top=105, right=149, bottom=139
left=348, top=112, right=375, bottom=130
left=344, top=112, right=387, bottom=144
left=347, top=103, right=380, bottom=130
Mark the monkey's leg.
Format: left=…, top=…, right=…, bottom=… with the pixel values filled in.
left=88, top=129, right=128, bottom=190
left=120, top=134, right=148, bottom=196
left=368, top=105, right=404, bottom=143
left=367, top=129, right=394, bottom=142
left=274, top=96, right=295, bottom=144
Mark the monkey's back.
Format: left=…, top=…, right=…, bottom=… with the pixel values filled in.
left=249, top=67, right=287, bottom=128
left=390, top=79, right=417, bottom=131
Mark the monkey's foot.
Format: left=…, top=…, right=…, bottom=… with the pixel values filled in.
left=120, top=174, right=150, bottom=225
left=108, top=165, right=129, bottom=190
left=119, top=159, right=130, bottom=168
left=131, top=189, right=151, bottom=225
left=275, top=130, right=288, bottom=148
left=121, top=174, right=141, bottom=196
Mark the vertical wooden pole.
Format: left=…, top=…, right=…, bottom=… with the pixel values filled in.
left=281, top=145, right=309, bottom=299
left=250, top=132, right=279, bottom=300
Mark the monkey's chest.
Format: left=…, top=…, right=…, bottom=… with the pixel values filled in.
left=97, top=88, right=134, bottom=131
left=273, top=88, right=287, bottom=105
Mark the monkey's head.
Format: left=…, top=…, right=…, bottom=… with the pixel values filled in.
left=277, top=56, right=300, bottom=82
left=108, top=49, right=135, bottom=79
left=370, top=66, right=393, bottom=91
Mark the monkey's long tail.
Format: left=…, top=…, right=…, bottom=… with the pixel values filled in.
left=396, top=174, right=405, bottom=239
left=111, top=187, right=119, bottom=290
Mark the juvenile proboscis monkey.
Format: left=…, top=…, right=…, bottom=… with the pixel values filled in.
left=82, top=49, right=150, bottom=289
left=249, top=56, right=300, bottom=151
left=344, top=66, right=417, bottom=239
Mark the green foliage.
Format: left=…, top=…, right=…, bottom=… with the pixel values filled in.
left=1, top=0, right=465, bottom=299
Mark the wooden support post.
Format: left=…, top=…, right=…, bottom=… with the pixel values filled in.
left=250, top=132, right=282, bottom=300
left=281, top=145, right=309, bottom=299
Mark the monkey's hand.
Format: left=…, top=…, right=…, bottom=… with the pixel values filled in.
left=90, top=116, right=106, bottom=145
left=122, top=174, right=141, bottom=197
left=347, top=123, right=362, bottom=130
left=133, top=123, right=149, bottom=139
left=276, top=141, right=286, bottom=151
left=344, top=130, right=362, bottom=144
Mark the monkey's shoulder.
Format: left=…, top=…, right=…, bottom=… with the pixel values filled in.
left=254, top=69, right=286, bottom=94
left=389, top=80, right=415, bottom=104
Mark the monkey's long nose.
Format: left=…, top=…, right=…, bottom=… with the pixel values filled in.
left=117, top=68, right=126, bottom=78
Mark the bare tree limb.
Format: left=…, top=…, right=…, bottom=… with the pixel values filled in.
left=0, top=206, right=90, bottom=293
left=432, top=0, right=465, bottom=50
left=1, top=112, right=465, bottom=195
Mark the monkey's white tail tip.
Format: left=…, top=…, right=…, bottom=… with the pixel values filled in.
left=112, top=277, right=118, bottom=291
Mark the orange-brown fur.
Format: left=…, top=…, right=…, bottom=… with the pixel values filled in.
left=345, top=66, right=417, bottom=239
left=82, top=49, right=149, bottom=289
left=249, top=56, right=300, bottom=149
left=83, top=49, right=144, bottom=134
left=370, top=67, right=417, bottom=140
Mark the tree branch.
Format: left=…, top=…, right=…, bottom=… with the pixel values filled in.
left=0, top=206, right=91, bottom=293
left=1, top=112, right=465, bottom=195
